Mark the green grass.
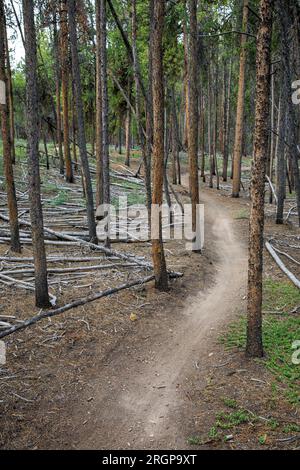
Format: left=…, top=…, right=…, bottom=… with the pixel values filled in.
left=220, top=279, right=300, bottom=405
left=187, top=436, right=203, bottom=446
left=263, top=279, right=300, bottom=312
left=49, top=190, right=69, bottom=207
left=222, top=397, right=238, bottom=409
left=215, top=409, right=254, bottom=430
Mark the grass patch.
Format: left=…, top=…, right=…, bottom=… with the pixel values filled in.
left=215, top=409, right=254, bottom=430
left=222, top=397, right=238, bottom=409
left=220, top=279, right=300, bottom=405
left=49, top=190, right=69, bottom=207
left=263, top=279, right=300, bottom=312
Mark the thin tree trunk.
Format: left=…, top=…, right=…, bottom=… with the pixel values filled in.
left=278, top=0, right=300, bottom=226
left=208, top=63, right=213, bottom=189
left=23, top=0, right=50, bottom=308
left=53, top=11, right=64, bottom=175
left=275, top=87, right=287, bottom=224
left=95, top=0, right=103, bottom=207
left=213, top=53, right=220, bottom=190
left=100, top=0, right=110, bottom=210
left=43, top=131, right=50, bottom=170
left=187, top=0, right=200, bottom=250
left=67, top=0, right=97, bottom=243
left=4, top=17, right=15, bottom=165
left=125, top=103, right=131, bottom=167
left=71, top=80, right=78, bottom=172
left=60, top=0, right=74, bottom=183
left=246, top=0, right=273, bottom=358
left=151, top=0, right=168, bottom=291
left=0, top=0, right=21, bottom=253
left=200, top=93, right=206, bottom=182
left=171, top=86, right=181, bottom=185
left=232, top=0, right=249, bottom=198
left=132, top=0, right=152, bottom=228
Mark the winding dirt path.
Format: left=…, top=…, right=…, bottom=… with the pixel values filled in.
left=74, top=188, right=248, bottom=450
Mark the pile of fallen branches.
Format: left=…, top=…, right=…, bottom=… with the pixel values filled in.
left=0, top=164, right=185, bottom=340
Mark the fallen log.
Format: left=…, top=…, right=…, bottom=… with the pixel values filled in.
left=0, top=213, right=152, bottom=270
left=1, top=263, right=140, bottom=276
left=265, top=241, right=300, bottom=289
left=0, top=273, right=57, bottom=305
left=0, top=272, right=182, bottom=340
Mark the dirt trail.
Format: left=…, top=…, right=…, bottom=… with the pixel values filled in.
left=74, top=189, right=248, bottom=450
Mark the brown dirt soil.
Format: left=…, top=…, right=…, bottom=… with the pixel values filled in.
left=0, top=171, right=299, bottom=450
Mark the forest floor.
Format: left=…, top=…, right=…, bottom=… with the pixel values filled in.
left=0, top=150, right=299, bottom=450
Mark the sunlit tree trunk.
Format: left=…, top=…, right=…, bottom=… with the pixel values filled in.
left=4, top=17, right=15, bottom=165
left=60, top=0, right=74, bottom=183
left=151, top=0, right=168, bottom=291
left=53, top=11, right=64, bottom=175
left=95, top=0, right=103, bottom=207
left=23, top=0, right=50, bottom=308
left=125, top=103, right=131, bottom=167
left=247, top=0, right=273, bottom=358
left=187, top=0, right=200, bottom=249
left=67, top=0, right=97, bottom=243
left=0, top=0, right=21, bottom=253
left=232, top=0, right=249, bottom=198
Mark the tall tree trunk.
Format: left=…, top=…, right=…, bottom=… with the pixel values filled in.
left=99, top=0, right=110, bottom=210
left=232, top=0, right=249, bottom=198
left=67, top=0, right=97, bottom=243
left=275, top=85, right=287, bottom=224
left=278, top=0, right=300, bottom=226
left=71, top=79, right=78, bottom=172
left=187, top=0, right=200, bottom=250
left=268, top=63, right=276, bottom=197
left=4, top=17, right=15, bottom=165
left=125, top=103, right=131, bottom=167
left=200, top=93, right=206, bottom=182
left=53, top=11, right=64, bottom=175
left=23, top=0, right=50, bottom=308
left=95, top=0, right=103, bottom=207
left=224, top=58, right=232, bottom=182
left=246, top=0, right=273, bottom=358
left=132, top=0, right=152, bottom=228
left=0, top=0, right=21, bottom=253
left=208, top=62, right=213, bottom=189
left=151, top=0, right=168, bottom=292
left=171, top=86, right=181, bottom=185
left=60, top=0, right=74, bottom=183
left=213, top=53, right=220, bottom=190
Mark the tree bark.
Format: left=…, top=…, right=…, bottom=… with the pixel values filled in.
left=60, top=0, right=74, bottom=183
left=232, top=0, right=249, bottom=198
left=95, top=0, right=103, bottom=207
left=278, top=0, right=300, bottom=226
left=67, top=0, right=97, bottom=243
left=125, top=102, right=131, bottom=167
left=0, top=0, right=21, bottom=253
left=53, top=11, right=64, bottom=175
left=99, top=0, right=110, bottom=209
left=4, top=17, right=15, bottom=165
left=275, top=87, right=287, bottom=224
left=246, top=0, right=273, bottom=358
left=131, top=0, right=152, bottom=228
left=22, top=0, right=50, bottom=308
left=151, top=0, right=168, bottom=291
left=187, top=0, right=200, bottom=249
